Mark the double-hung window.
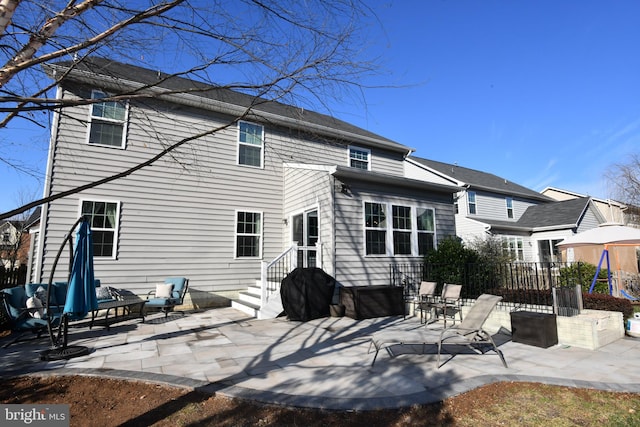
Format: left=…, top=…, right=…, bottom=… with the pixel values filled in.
left=468, top=191, right=477, bottom=215
left=417, top=208, right=435, bottom=255
left=392, top=205, right=412, bottom=255
left=506, top=197, right=514, bottom=219
left=364, top=202, right=437, bottom=256
left=348, top=146, right=370, bottom=170
left=81, top=200, right=119, bottom=258
left=235, top=211, right=262, bottom=258
left=238, top=121, right=264, bottom=168
left=88, top=90, right=128, bottom=148
left=364, top=202, right=386, bottom=255
left=502, top=236, right=524, bottom=261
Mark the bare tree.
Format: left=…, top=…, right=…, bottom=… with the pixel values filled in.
left=0, top=0, right=376, bottom=220
left=606, top=153, right=640, bottom=226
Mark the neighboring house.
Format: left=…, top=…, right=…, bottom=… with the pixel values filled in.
left=32, top=58, right=460, bottom=316
left=541, top=187, right=639, bottom=276
left=406, top=157, right=606, bottom=263
left=0, top=220, right=28, bottom=269
left=542, top=187, right=628, bottom=225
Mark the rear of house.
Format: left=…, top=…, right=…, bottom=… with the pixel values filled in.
left=31, top=58, right=459, bottom=311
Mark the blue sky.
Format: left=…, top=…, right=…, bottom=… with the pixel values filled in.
left=344, top=0, right=640, bottom=200
left=1, top=1, right=639, bottom=214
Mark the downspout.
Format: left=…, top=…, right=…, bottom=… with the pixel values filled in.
left=35, top=84, right=63, bottom=282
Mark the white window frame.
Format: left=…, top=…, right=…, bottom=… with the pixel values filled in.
left=416, top=207, right=436, bottom=256
left=502, top=235, right=524, bottom=261
left=86, top=90, right=129, bottom=149
left=237, top=120, right=264, bottom=168
left=348, top=145, right=371, bottom=171
left=468, top=191, right=477, bottom=215
left=392, top=205, right=412, bottom=255
left=364, top=201, right=388, bottom=256
left=506, top=197, right=514, bottom=219
left=234, top=210, right=263, bottom=259
left=363, top=201, right=437, bottom=257
left=79, top=199, right=120, bottom=260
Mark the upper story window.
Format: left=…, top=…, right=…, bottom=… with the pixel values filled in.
left=88, top=90, right=128, bottom=148
left=235, top=211, right=262, bottom=258
left=468, top=191, right=477, bottom=215
left=238, top=121, right=264, bottom=168
left=2, top=231, right=10, bottom=244
left=81, top=199, right=119, bottom=259
left=348, top=146, right=370, bottom=170
left=506, top=197, right=514, bottom=219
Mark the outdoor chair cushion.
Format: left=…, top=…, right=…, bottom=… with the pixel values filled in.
left=164, top=277, right=187, bottom=300
left=95, top=286, right=113, bottom=301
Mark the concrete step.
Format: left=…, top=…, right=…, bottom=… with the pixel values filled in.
left=231, top=299, right=259, bottom=318
left=238, top=290, right=261, bottom=306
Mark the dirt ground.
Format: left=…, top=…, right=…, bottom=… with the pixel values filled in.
left=1, top=375, right=639, bottom=426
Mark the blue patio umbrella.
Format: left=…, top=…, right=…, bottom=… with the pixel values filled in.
left=42, top=217, right=98, bottom=361
left=63, top=218, right=99, bottom=319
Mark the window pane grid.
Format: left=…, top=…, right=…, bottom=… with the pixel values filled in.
left=236, top=211, right=261, bottom=257
left=392, top=205, right=411, bottom=230
left=349, top=147, right=369, bottom=170
left=90, top=91, right=126, bottom=147
left=81, top=200, right=117, bottom=258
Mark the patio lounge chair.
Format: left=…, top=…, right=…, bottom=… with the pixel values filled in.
left=369, top=294, right=507, bottom=368
left=145, top=277, right=189, bottom=317
left=437, top=293, right=507, bottom=368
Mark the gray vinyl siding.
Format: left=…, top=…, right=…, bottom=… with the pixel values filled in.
left=39, top=84, right=407, bottom=294
left=577, top=206, right=603, bottom=233
left=283, top=166, right=335, bottom=276
left=41, top=89, right=284, bottom=293
left=333, top=180, right=456, bottom=287
left=466, top=190, right=540, bottom=222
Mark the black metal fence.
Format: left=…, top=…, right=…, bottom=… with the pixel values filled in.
left=390, top=261, right=589, bottom=314
left=0, top=265, right=27, bottom=290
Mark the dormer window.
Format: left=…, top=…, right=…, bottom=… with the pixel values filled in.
left=348, top=146, right=370, bottom=170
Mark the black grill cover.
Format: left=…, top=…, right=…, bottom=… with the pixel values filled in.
left=280, top=267, right=336, bottom=321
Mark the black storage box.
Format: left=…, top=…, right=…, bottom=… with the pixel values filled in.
left=340, top=285, right=404, bottom=320
left=510, top=311, right=558, bottom=348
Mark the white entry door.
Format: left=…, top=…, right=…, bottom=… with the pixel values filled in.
left=292, top=209, right=318, bottom=268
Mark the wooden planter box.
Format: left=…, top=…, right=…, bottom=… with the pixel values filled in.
left=340, top=285, right=404, bottom=320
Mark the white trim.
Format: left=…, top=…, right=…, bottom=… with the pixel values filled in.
left=78, top=198, right=121, bottom=260
left=234, top=209, right=263, bottom=259
left=348, top=145, right=371, bottom=171
left=468, top=190, right=477, bottom=215
left=363, top=200, right=437, bottom=257
left=85, top=89, right=129, bottom=149
left=237, top=120, right=264, bottom=169
left=506, top=196, right=514, bottom=219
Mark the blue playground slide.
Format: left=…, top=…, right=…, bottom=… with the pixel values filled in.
left=621, top=289, right=639, bottom=301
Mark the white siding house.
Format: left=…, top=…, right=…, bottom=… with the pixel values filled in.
left=406, top=156, right=606, bottom=263
left=33, top=58, right=460, bottom=315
